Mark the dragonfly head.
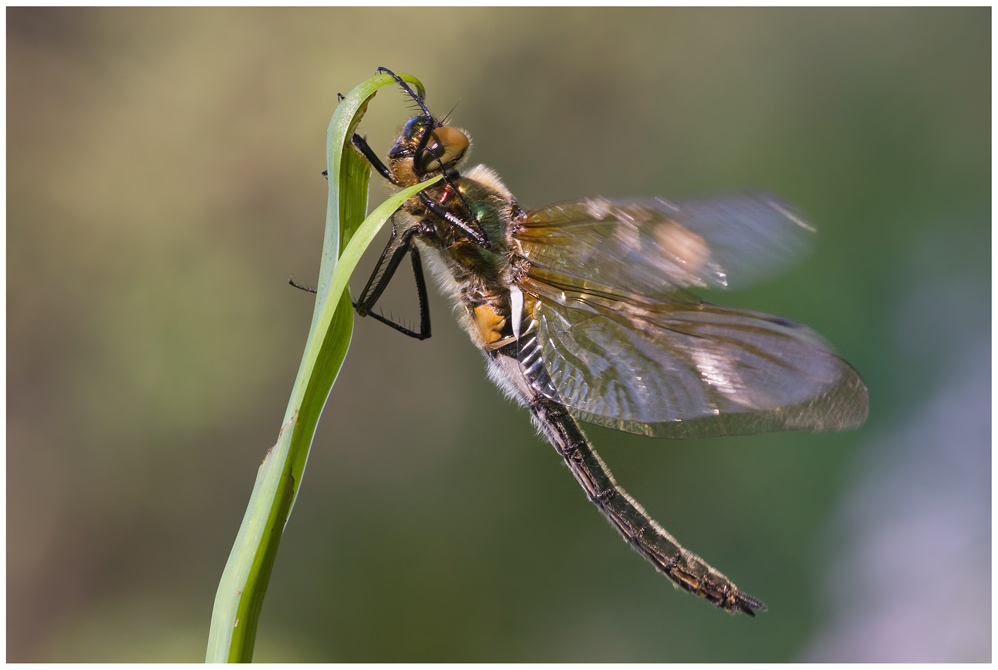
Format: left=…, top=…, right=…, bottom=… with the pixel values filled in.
left=388, top=115, right=470, bottom=185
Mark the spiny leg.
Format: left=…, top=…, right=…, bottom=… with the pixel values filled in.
left=355, top=224, right=432, bottom=340
left=528, top=396, right=766, bottom=616
left=352, top=134, right=396, bottom=183
left=290, top=223, right=431, bottom=340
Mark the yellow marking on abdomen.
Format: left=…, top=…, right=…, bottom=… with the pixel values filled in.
left=474, top=304, right=507, bottom=345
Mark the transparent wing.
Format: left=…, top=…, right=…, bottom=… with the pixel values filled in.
left=517, top=268, right=868, bottom=439
left=515, top=194, right=815, bottom=295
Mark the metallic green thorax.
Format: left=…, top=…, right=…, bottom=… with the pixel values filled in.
left=453, top=175, right=513, bottom=275
left=412, top=171, right=517, bottom=284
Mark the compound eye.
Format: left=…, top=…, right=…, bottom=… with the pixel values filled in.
left=417, top=126, right=469, bottom=173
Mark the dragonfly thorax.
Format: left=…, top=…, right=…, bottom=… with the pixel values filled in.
left=406, top=164, right=519, bottom=279
left=409, top=164, right=526, bottom=352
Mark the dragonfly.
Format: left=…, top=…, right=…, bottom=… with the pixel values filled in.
left=300, top=68, right=869, bottom=615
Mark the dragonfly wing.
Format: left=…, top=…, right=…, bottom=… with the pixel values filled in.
left=516, top=194, right=815, bottom=294
left=517, top=270, right=868, bottom=439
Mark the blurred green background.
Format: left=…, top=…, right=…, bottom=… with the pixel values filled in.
left=7, top=7, right=990, bottom=662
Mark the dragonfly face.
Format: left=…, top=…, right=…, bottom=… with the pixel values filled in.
left=386, top=115, right=470, bottom=185
left=347, top=68, right=869, bottom=615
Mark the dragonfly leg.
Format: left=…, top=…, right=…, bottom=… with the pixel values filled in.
left=354, top=223, right=432, bottom=340
left=352, top=133, right=398, bottom=184
left=288, top=232, right=431, bottom=339
left=528, top=396, right=766, bottom=616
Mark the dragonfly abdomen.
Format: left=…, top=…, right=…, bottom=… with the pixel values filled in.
left=527, top=393, right=766, bottom=616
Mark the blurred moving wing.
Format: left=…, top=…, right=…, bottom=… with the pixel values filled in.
left=517, top=268, right=868, bottom=439
left=516, top=194, right=815, bottom=295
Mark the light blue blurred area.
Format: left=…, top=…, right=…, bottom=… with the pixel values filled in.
left=7, top=7, right=989, bottom=662
left=804, top=229, right=991, bottom=661
left=807, top=335, right=989, bottom=661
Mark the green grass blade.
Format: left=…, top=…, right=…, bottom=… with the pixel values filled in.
left=206, top=71, right=435, bottom=663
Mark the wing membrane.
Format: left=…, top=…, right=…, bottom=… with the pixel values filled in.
left=516, top=194, right=815, bottom=296
left=517, top=269, right=868, bottom=439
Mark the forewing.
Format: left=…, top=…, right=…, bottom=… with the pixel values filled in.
left=516, top=194, right=815, bottom=295
left=517, top=271, right=868, bottom=439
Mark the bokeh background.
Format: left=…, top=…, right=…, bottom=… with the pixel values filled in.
left=7, top=7, right=990, bottom=662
